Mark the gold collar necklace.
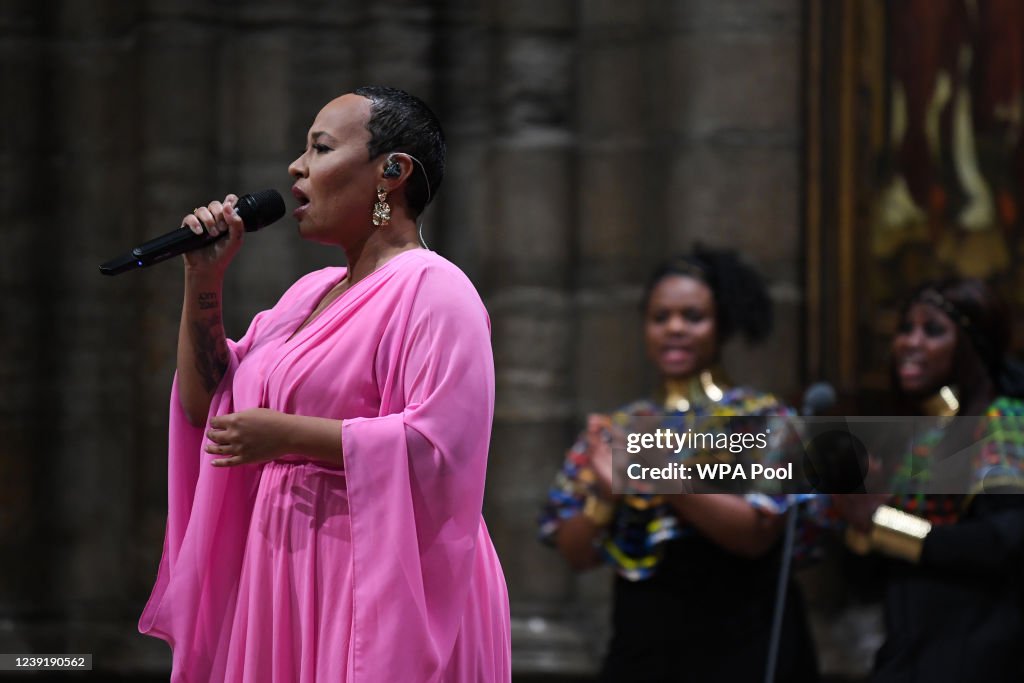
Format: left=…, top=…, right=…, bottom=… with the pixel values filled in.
left=662, top=369, right=728, bottom=412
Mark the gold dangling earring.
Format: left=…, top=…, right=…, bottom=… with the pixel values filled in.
left=372, top=186, right=391, bottom=226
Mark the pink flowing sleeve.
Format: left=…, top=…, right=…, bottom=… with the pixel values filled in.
left=144, top=269, right=319, bottom=570
left=342, top=266, right=506, bottom=682
left=138, top=308, right=271, bottom=670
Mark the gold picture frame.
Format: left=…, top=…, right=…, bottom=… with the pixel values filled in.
left=805, top=0, right=1024, bottom=407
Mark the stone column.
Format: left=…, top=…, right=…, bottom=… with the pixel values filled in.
left=432, top=0, right=491, bottom=277
left=28, top=0, right=163, bottom=667
left=0, top=0, right=58, bottom=654
left=475, top=0, right=594, bottom=675
left=657, top=0, right=804, bottom=398
left=559, top=1, right=666, bottom=669
left=130, top=17, right=225, bottom=670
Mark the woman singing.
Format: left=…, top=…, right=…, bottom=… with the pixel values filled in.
left=139, top=87, right=511, bottom=682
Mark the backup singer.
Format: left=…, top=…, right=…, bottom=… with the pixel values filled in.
left=539, top=249, right=820, bottom=682
left=835, top=278, right=1024, bottom=682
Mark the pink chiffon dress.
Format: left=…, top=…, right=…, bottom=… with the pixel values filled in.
left=140, top=249, right=511, bottom=682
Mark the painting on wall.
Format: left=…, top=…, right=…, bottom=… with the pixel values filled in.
left=806, top=0, right=1024, bottom=401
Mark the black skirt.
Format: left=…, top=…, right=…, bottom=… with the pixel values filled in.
left=599, top=536, right=819, bottom=683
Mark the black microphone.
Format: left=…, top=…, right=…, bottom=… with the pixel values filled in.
left=99, top=189, right=287, bottom=276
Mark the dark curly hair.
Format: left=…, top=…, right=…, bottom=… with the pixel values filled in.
left=353, top=86, right=445, bottom=217
left=642, top=245, right=774, bottom=345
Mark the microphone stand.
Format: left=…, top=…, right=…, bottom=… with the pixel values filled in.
left=764, top=494, right=798, bottom=683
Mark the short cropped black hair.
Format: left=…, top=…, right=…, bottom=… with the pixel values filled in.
left=353, top=86, right=445, bottom=217
left=643, top=245, right=774, bottom=345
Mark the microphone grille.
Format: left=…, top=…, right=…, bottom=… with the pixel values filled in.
left=237, top=189, right=286, bottom=231
left=802, top=382, right=837, bottom=416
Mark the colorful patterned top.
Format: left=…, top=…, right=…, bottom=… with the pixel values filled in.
left=538, top=387, right=828, bottom=581
left=868, top=396, right=1024, bottom=683
left=888, top=395, right=1024, bottom=525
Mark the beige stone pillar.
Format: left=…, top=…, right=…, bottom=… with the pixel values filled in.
left=657, top=1, right=804, bottom=397
left=475, top=0, right=597, bottom=675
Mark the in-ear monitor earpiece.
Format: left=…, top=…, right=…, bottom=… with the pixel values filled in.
left=383, top=156, right=401, bottom=178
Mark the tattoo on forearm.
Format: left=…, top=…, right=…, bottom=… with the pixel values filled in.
left=191, top=317, right=229, bottom=393
left=198, top=292, right=219, bottom=310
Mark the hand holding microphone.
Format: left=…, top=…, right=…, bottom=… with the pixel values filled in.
left=182, top=194, right=245, bottom=275
left=99, top=189, right=286, bottom=275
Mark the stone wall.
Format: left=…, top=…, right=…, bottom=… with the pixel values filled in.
left=0, top=0, right=806, bottom=677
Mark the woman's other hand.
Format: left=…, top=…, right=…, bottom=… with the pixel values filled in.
left=182, top=193, right=245, bottom=275
left=206, top=408, right=294, bottom=467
